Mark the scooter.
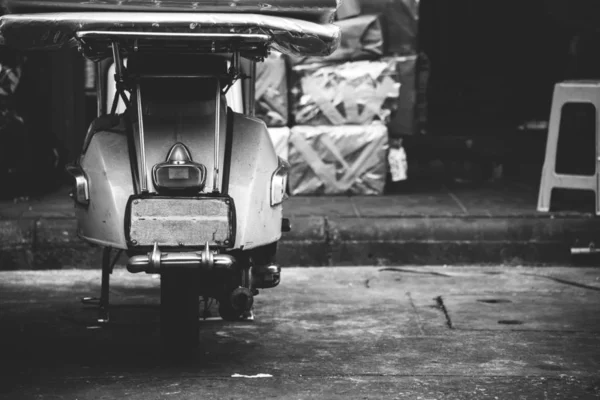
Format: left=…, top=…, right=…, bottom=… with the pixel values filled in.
left=0, top=5, right=340, bottom=349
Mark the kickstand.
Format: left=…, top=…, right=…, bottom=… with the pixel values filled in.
left=241, top=308, right=255, bottom=321
left=81, top=247, right=122, bottom=325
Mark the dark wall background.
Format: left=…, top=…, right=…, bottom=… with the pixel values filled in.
left=17, top=48, right=85, bottom=163
left=419, top=0, right=600, bottom=136
left=10, top=48, right=85, bottom=195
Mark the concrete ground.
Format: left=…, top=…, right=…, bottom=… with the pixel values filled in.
left=1, top=266, right=599, bottom=399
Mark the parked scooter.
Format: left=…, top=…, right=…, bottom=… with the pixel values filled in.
left=0, top=5, right=340, bottom=350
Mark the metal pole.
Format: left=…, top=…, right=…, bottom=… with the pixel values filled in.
left=110, top=42, right=124, bottom=115
left=213, top=79, right=221, bottom=193
left=136, top=84, right=148, bottom=193
left=248, top=61, right=256, bottom=117
left=233, top=52, right=240, bottom=75
left=95, top=62, right=104, bottom=117
left=111, top=42, right=123, bottom=79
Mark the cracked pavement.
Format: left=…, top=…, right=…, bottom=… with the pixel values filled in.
left=1, top=266, right=599, bottom=399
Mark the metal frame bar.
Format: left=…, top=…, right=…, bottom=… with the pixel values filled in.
left=111, top=42, right=123, bottom=79
left=247, top=61, right=256, bottom=117
left=110, top=42, right=123, bottom=114
left=213, top=78, right=221, bottom=193
left=136, top=83, right=149, bottom=193
left=232, top=52, right=241, bottom=74
left=133, top=74, right=231, bottom=79
left=109, top=42, right=131, bottom=114
left=95, top=61, right=105, bottom=117
left=223, top=52, right=241, bottom=94
left=77, top=31, right=270, bottom=42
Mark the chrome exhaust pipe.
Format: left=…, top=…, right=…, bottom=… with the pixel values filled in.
left=127, top=242, right=235, bottom=274
left=252, top=264, right=281, bottom=288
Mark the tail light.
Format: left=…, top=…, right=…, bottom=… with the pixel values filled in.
left=66, top=163, right=89, bottom=206
left=271, top=157, right=289, bottom=206
left=152, top=143, right=207, bottom=192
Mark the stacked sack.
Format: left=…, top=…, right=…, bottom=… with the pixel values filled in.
left=254, top=0, right=421, bottom=195
left=334, top=0, right=422, bottom=139
left=287, top=58, right=398, bottom=195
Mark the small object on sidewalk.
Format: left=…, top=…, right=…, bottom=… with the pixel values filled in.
left=231, top=373, right=273, bottom=378
left=388, top=140, right=408, bottom=182
left=517, top=120, right=549, bottom=131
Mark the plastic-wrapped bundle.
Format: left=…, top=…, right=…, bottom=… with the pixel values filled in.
left=268, top=127, right=290, bottom=162
left=290, top=14, right=384, bottom=65
left=335, top=0, right=361, bottom=20
left=291, top=59, right=400, bottom=126
left=2, top=0, right=340, bottom=24
left=360, top=0, right=418, bottom=55
left=288, top=124, right=388, bottom=195
left=256, top=52, right=289, bottom=127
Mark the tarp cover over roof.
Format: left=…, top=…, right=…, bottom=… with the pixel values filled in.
left=0, top=0, right=341, bottom=57
left=1, top=0, right=340, bottom=23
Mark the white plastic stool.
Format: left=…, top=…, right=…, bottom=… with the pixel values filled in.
left=537, top=80, right=600, bottom=215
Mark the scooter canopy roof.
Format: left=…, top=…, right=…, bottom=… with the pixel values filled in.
left=0, top=11, right=341, bottom=58
left=2, top=0, right=340, bottom=24
left=0, top=0, right=341, bottom=58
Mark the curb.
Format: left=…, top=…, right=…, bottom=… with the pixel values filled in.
left=2, top=215, right=599, bottom=269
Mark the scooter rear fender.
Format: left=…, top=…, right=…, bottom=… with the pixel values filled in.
left=75, top=111, right=282, bottom=251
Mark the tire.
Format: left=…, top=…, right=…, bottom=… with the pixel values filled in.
left=160, top=270, right=200, bottom=351
left=218, top=300, right=244, bottom=322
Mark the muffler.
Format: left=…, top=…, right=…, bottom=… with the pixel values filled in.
left=252, top=264, right=281, bottom=288
left=127, top=242, right=235, bottom=274
left=229, top=287, right=254, bottom=312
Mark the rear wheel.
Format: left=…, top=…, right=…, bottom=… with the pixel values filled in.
left=160, top=270, right=200, bottom=351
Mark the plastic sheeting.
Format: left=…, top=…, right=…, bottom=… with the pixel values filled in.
left=288, top=124, right=388, bottom=195
left=291, top=59, right=400, bottom=125
left=256, top=52, right=289, bottom=127
left=360, top=0, right=418, bottom=55
left=268, top=127, right=290, bottom=161
left=2, top=0, right=340, bottom=24
left=290, top=14, right=384, bottom=65
left=335, top=0, right=361, bottom=20
left=0, top=12, right=341, bottom=57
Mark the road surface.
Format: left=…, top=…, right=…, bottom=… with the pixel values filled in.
left=1, top=266, right=599, bottom=399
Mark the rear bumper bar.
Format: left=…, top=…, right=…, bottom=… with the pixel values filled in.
left=127, top=242, right=235, bottom=274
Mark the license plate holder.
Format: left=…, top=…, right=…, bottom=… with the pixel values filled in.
left=127, top=197, right=234, bottom=248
